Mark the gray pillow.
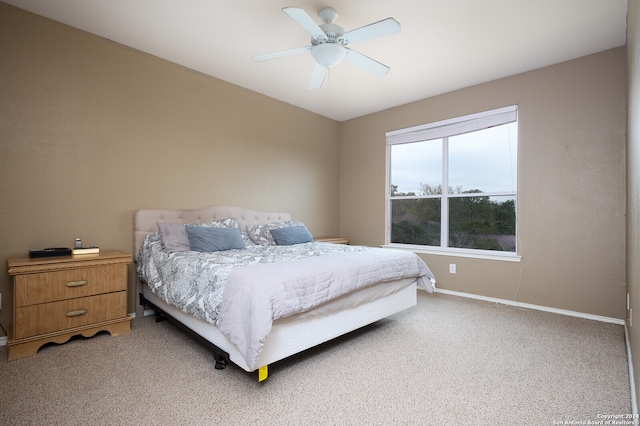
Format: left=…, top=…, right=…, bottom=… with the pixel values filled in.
left=185, top=225, right=245, bottom=252
left=156, top=222, right=189, bottom=252
left=269, top=226, right=314, bottom=246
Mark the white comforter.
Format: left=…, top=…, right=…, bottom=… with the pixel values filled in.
left=218, top=248, right=435, bottom=370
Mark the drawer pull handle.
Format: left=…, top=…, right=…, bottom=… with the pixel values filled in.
left=66, top=280, right=88, bottom=287
left=66, top=309, right=87, bottom=317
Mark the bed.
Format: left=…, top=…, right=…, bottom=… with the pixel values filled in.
left=134, top=205, right=435, bottom=381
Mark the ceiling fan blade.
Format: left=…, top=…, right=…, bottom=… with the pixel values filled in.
left=308, top=63, right=327, bottom=90
left=345, top=49, right=390, bottom=77
left=253, top=46, right=310, bottom=62
left=343, top=18, right=400, bottom=45
left=283, top=7, right=327, bottom=42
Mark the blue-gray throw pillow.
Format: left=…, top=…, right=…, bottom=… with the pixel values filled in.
left=269, top=226, right=314, bottom=246
left=185, top=225, right=245, bottom=252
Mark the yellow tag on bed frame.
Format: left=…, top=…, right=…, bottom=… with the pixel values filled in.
left=258, top=365, right=268, bottom=382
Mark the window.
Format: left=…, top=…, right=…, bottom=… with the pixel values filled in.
left=386, top=106, right=518, bottom=258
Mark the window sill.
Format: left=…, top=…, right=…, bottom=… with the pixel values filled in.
left=381, top=243, right=522, bottom=262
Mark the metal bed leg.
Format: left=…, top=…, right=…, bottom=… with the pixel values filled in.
left=213, top=353, right=226, bottom=370
left=154, top=309, right=166, bottom=323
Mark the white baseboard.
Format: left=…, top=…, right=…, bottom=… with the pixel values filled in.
left=433, top=288, right=626, bottom=325
left=626, top=324, right=639, bottom=416
left=128, top=309, right=156, bottom=319
left=0, top=336, right=6, bottom=347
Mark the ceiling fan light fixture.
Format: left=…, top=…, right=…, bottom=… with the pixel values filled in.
left=310, top=43, right=347, bottom=68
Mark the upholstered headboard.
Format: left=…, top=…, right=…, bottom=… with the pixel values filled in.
left=133, top=205, right=292, bottom=261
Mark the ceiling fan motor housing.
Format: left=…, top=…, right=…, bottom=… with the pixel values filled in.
left=311, top=8, right=348, bottom=68
left=311, top=24, right=347, bottom=45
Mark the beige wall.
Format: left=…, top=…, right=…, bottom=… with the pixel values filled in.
left=340, top=47, right=627, bottom=320
left=627, top=0, right=640, bottom=409
left=0, top=3, right=341, bottom=328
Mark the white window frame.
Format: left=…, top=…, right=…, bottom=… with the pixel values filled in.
left=384, top=105, right=521, bottom=262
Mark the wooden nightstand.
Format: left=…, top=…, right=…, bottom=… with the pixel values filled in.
left=7, top=250, right=132, bottom=360
left=314, top=237, right=350, bottom=245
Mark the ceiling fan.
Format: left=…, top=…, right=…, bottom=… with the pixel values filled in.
left=253, top=6, right=401, bottom=90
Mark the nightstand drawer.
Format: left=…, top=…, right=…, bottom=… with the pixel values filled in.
left=14, top=291, right=127, bottom=339
left=14, top=264, right=127, bottom=307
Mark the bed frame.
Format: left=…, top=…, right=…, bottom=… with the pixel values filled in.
left=134, top=206, right=418, bottom=381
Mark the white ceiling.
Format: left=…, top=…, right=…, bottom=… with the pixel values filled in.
left=4, top=0, right=629, bottom=122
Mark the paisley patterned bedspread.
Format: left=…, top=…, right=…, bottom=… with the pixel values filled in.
left=136, top=232, right=373, bottom=325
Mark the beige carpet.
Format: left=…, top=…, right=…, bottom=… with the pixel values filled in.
left=0, top=292, right=631, bottom=425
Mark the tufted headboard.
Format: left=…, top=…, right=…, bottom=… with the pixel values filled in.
left=133, top=205, right=292, bottom=261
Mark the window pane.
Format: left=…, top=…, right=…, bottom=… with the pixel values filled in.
left=390, top=198, right=441, bottom=246
left=390, top=140, right=441, bottom=196
left=448, top=123, right=517, bottom=193
left=448, top=195, right=516, bottom=251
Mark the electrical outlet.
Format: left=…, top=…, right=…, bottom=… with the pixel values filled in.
left=449, top=264, right=456, bottom=274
